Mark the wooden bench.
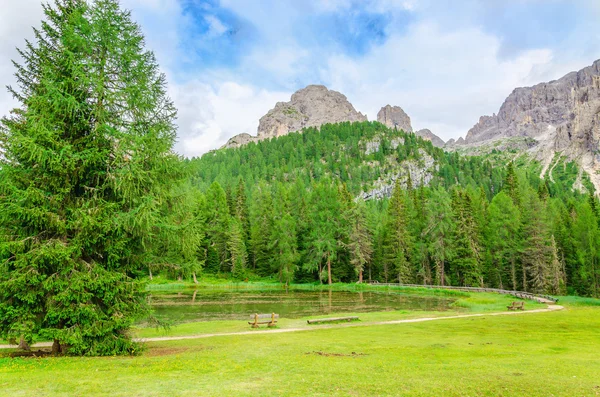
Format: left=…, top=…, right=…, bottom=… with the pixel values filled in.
left=248, top=313, right=278, bottom=328
left=307, top=316, right=359, bottom=325
left=507, top=301, right=524, bottom=311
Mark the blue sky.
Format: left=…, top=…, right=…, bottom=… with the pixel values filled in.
left=1, top=0, right=599, bottom=156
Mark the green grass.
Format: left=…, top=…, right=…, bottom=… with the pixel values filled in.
left=1, top=305, right=599, bottom=396
left=2, top=286, right=595, bottom=396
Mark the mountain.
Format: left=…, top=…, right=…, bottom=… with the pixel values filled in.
left=461, top=59, right=600, bottom=191
left=415, top=128, right=445, bottom=148
left=377, top=105, right=413, bottom=132
left=223, top=85, right=367, bottom=148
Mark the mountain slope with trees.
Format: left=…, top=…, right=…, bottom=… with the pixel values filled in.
left=185, top=121, right=600, bottom=297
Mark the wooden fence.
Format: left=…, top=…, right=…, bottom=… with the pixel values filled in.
left=367, top=281, right=559, bottom=303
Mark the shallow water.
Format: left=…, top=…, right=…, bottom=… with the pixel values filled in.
left=149, top=288, right=455, bottom=323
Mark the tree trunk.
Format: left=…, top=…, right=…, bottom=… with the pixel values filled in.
left=192, top=289, right=197, bottom=303
left=522, top=262, right=527, bottom=292
left=52, top=339, right=63, bottom=355
left=192, top=272, right=198, bottom=284
left=358, top=269, right=363, bottom=283
left=511, top=257, right=517, bottom=291
left=18, top=336, right=30, bottom=351
left=327, top=257, right=332, bottom=285
left=148, top=267, right=153, bottom=280
left=318, top=261, right=323, bottom=284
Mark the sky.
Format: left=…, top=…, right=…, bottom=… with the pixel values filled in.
left=1, top=0, right=599, bottom=157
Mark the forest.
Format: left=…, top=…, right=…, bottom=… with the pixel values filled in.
left=182, top=121, right=600, bottom=298
left=1, top=0, right=599, bottom=359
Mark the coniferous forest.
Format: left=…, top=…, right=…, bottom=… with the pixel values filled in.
left=1, top=0, right=599, bottom=360
left=185, top=121, right=600, bottom=298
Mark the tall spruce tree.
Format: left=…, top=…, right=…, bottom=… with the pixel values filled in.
left=0, top=0, right=181, bottom=355
left=382, top=181, right=413, bottom=284
left=344, top=201, right=373, bottom=283
left=424, top=187, right=455, bottom=286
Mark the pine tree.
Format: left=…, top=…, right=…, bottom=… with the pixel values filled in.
left=0, top=0, right=181, bottom=355
left=548, top=235, right=566, bottom=295
left=304, top=178, right=342, bottom=284
left=382, top=181, right=413, bottom=284
left=486, top=192, right=520, bottom=290
left=451, top=189, right=482, bottom=286
left=344, top=201, right=373, bottom=283
left=521, top=189, right=551, bottom=293
left=205, top=182, right=231, bottom=269
left=503, top=162, right=520, bottom=206
left=269, top=187, right=299, bottom=286
left=424, top=187, right=455, bottom=286
left=249, top=183, right=274, bottom=276
left=228, top=219, right=248, bottom=277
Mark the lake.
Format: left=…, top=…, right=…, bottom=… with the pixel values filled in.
left=149, top=287, right=455, bottom=323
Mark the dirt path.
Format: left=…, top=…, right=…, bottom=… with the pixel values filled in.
left=0, top=305, right=563, bottom=349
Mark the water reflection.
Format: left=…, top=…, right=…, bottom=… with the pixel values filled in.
left=149, top=288, right=455, bottom=324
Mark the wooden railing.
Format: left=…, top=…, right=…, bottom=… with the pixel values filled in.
left=366, top=281, right=559, bottom=303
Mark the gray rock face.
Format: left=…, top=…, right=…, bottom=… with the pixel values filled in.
left=221, top=133, right=256, bottom=149
left=415, top=129, right=445, bottom=147
left=223, top=85, right=367, bottom=149
left=359, top=149, right=436, bottom=200
left=257, top=85, right=367, bottom=140
left=464, top=59, right=600, bottom=192
left=377, top=105, right=413, bottom=132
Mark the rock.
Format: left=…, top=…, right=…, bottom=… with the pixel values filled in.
left=455, top=137, right=466, bottom=145
left=221, top=133, right=256, bottom=149
left=463, top=58, right=600, bottom=192
left=377, top=105, right=413, bottom=132
left=256, top=85, right=367, bottom=140
left=415, top=129, right=445, bottom=147
left=223, top=85, right=367, bottom=148
left=359, top=149, right=437, bottom=200
left=445, top=138, right=456, bottom=147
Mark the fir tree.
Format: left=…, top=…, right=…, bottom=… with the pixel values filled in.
left=0, top=0, right=181, bottom=355
left=382, top=181, right=413, bottom=284
left=424, top=187, right=455, bottom=286
left=344, top=201, right=373, bottom=283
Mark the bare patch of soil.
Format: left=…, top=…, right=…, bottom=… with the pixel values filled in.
left=305, top=351, right=367, bottom=357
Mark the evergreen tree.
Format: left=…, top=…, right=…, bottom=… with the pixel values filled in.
left=269, top=187, right=299, bottom=286
left=424, top=187, right=455, bottom=286
left=486, top=192, right=520, bottom=290
left=228, top=219, right=248, bottom=277
left=382, top=181, right=413, bottom=284
left=0, top=0, right=181, bottom=355
left=521, top=189, right=551, bottom=293
left=205, top=182, right=230, bottom=269
left=344, top=201, right=373, bottom=283
left=249, top=183, right=273, bottom=276
left=304, top=178, right=342, bottom=284
left=451, top=189, right=482, bottom=286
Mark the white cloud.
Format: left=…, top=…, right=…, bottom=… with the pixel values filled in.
left=1, top=0, right=598, bottom=157
left=0, top=0, right=44, bottom=121
left=169, top=80, right=289, bottom=157
left=319, top=22, right=593, bottom=141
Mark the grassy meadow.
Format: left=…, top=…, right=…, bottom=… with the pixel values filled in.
left=1, top=286, right=599, bottom=397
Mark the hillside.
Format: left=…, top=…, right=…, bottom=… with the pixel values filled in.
left=190, top=121, right=503, bottom=198
left=451, top=59, right=600, bottom=193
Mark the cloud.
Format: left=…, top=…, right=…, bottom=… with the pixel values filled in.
left=1, top=0, right=598, bottom=157
left=0, top=0, right=44, bottom=121
left=170, top=80, right=289, bottom=157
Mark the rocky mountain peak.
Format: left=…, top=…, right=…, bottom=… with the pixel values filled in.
left=377, top=105, right=413, bottom=132
left=223, top=85, right=367, bottom=148
left=415, top=129, right=445, bottom=148
left=256, top=84, right=367, bottom=140
left=462, top=59, right=600, bottom=192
